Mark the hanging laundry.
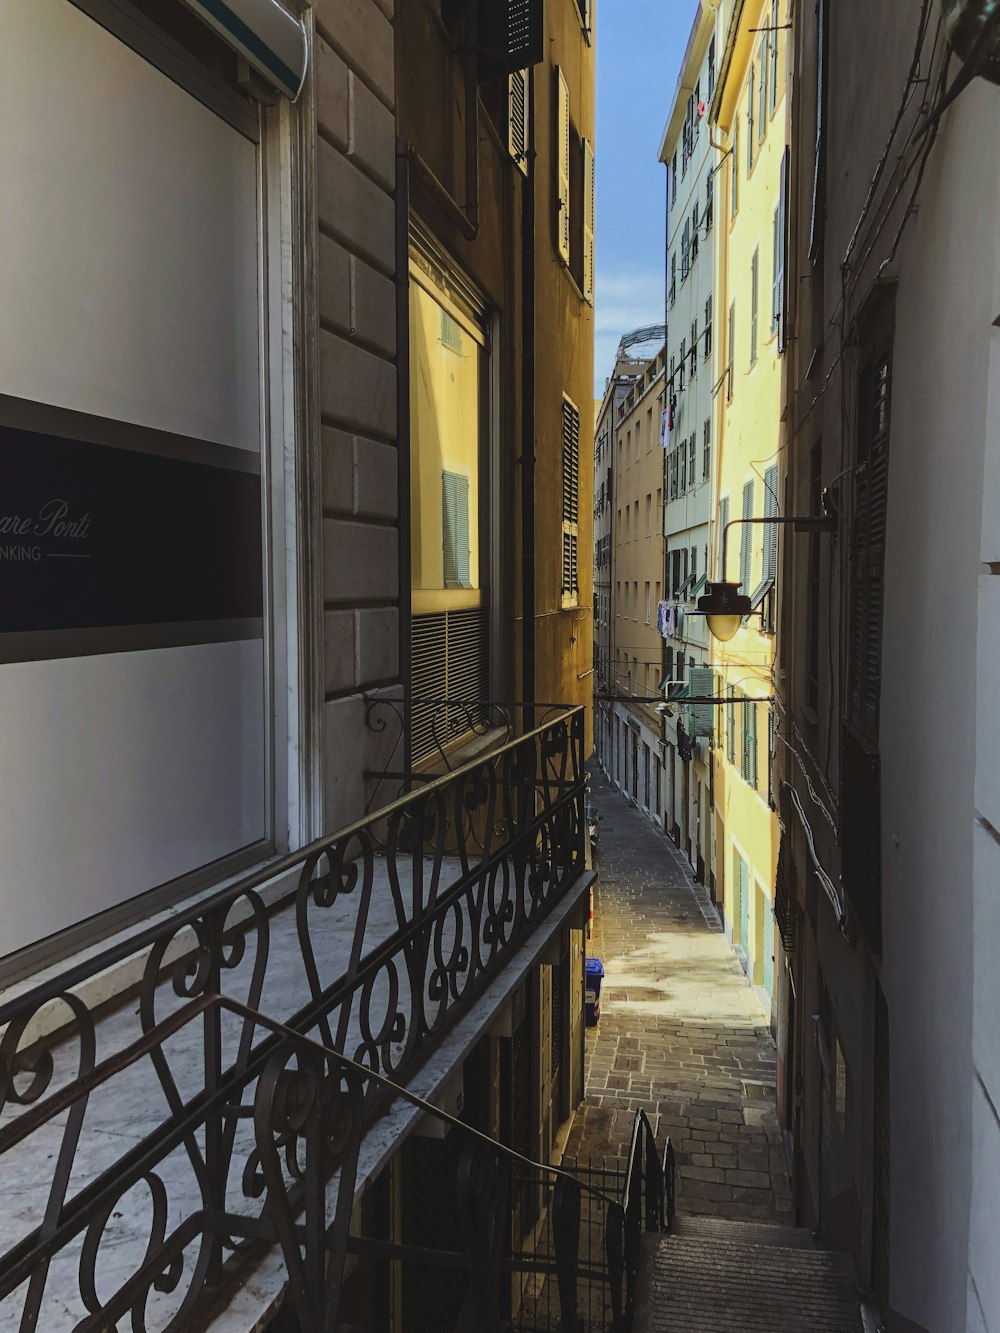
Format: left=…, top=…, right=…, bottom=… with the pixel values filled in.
left=656, top=600, right=669, bottom=635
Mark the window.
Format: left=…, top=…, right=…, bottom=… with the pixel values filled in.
left=633, top=581, right=639, bottom=620
left=644, top=581, right=651, bottom=623
left=747, top=63, right=755, bottom=171
left=730, top=124, right=739, bottom=217
left=680, top=441, right=687, bottom=492
left=556, top=67, right=571, bottom=264
left=727, top=301, right=736, bottom=400
left=670, top=448, right=679, bottom=499
left=574, top=0, right=593, bottom=36
left=770, top=0, right=780, bottom=113
left=703, top=418, right=711, bottom=479
left=442, top=471, right=472, bottom=587
left=774, top=149, right=789, bottom=351
left=708, top=35, right=716, bottom=99
left=758, top=38, right=768, bottom=141
left=655, top=487, right=662, bottom=528
left=807, top=441, right=822, bottom=709
left=681, top=220, right=691, bottom=279
left=689, top=435, right=696, bottom=485
left=670, top=253, right=677, bottom=306
left=763, top=464, right=779, bottom=580
left=671, top=150, right=678, bottom=205
left=704, top=294, right=713, bottom=359
left=718, top=495, right=730, bottom=577
left=705, top=167, right=714, bottom=232
left=646, top=492, right=652, bottom=534
left=750, top=248, right=759, bottom=365
left=665, top=646, right=674, bottom=681
left=742, top=696, right=758, bottom=788
left=508, top=71, right=530, bottom=176
left=690, top=320, right=698, bottom=379
left=809, top=0, right=829, bottom=260
left=561, top=395, right=580, bottom=605
left=726, top=686, right=736, bottom=763
left=850, top=322, right=894, bottom=736
left=740, top=480, right=754, bottom=591
left=679, top=338, right=686, bottom=390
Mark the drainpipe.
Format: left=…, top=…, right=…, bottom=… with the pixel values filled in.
left=521, top=64, right=536, bottom=729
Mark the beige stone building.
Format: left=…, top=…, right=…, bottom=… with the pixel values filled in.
left=609, top=348, right=668, bottom=819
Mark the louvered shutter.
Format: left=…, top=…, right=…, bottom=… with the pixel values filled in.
left=442, top=472, right=470, bottom=588
left=718, top=495, right=730, bottom=578
left=478, top=0, right=544, bottom=79
left=583, top=138, right=596, bottom=304
left=776, top=148, right=789, bottom=351
left=851, top=353, right=891, bottom=735
left=689, top=666, right=715, bottom=737
left=455, top=475, right=471, bottom=587
left=561, top=396, right=581, bottom=602
left=442, top=472, right=458, bottom=586
left=739, top=480, right=754, bottom=590
left=508, top=69, right=530, bottom=175
left=764, top=465, right=779, bottom=579
left=556, top=68, right=571, bottom=264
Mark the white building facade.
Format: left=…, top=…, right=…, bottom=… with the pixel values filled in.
left=658, top=0, right=721, bottom=881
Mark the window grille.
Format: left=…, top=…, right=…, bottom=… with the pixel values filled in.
left=561, top=396, right=581, bottom=604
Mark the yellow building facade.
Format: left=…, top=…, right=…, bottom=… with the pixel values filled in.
left=708, top=0, right=786, bottom=1009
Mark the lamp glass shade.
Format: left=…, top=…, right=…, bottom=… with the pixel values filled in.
left=705, top=612, right=743, bottom=642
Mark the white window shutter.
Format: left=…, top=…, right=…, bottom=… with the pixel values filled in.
left=442, top=472, right=458, bottom=587
left=556, top=68, right=571, bottom=264
left=508, top=69, right=529, bottom=176
left=583, top=138, right=595, bottom=304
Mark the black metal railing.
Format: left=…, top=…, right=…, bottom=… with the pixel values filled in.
left=0, top=707, right=587, bottom=1331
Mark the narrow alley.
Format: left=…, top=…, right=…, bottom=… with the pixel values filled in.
left=566, top=771, right=792, bottom=1225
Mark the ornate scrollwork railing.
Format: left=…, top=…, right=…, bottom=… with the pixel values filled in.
left=0, top=706, right=586, bottom=1331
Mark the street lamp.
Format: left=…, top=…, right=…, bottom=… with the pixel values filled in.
left=697, top=581, right=751, bottom=642
left=698, top=512, right=836, bottom=643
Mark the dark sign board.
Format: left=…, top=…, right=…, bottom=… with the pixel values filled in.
left=0, top=424, right=263, bottom=636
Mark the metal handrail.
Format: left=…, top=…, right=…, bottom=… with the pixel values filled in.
left=0, top=705, right=588, bottom=1332
left=0, top=703, right=581, bottom=1027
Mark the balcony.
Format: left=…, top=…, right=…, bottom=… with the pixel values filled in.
left=0, top=706, right=594, bottom=1331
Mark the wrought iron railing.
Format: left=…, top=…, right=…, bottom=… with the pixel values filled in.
left=0, top=707, right=587, bottom=1331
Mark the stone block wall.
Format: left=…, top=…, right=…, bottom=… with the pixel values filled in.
left=313, top=0, right=402, bottom=832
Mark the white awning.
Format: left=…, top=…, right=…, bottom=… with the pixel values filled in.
left=180, top=0, right=307, bottom=100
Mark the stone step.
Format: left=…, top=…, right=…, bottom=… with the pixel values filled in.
left=670, top=1211, right=817, bottom=1249
left=635, top=1230, right=861, bottom=1333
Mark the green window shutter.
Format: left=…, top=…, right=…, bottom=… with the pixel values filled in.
left=718, top=495, right=730, bottom=579
left=727, top=687, right=736, bottom=764
left=740, top=480, right=754, bottom=590
left=442, top=471, right=470, bottom=588
left=764, top=465, right=779, bottom=579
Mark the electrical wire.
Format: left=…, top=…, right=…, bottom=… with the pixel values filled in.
left=785, top=781, right=846, bottom=928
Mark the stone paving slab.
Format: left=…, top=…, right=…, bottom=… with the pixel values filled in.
left=563, top=770, right=792, bottom=1224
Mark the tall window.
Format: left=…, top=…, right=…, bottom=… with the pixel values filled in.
left=708, top=35, right=716, bottom=98
left=645, top=581, right=651, bottom=623
left=769, top=0, right=780, bottom=114
left=703, top=418, right=711, bottom=480
left=730, top=125, right=739, bottom=218
left=409, top=243, right=489, bottom=761
left=726, top=686, right=736, bottom=763
left=689, top=435, right=697, bottom=485
left=705, top=294, right=713, bottom=359
left=763, top=464, right=779, bottom=581
left=807, top=441, right=822, bottom=710
left=850, top=327, right=893, bottom=736
left=742, top=696, right=758, bottom=788
left=705, top=166, right=715, bottom=231
left=690, top=320, right=698, bottom=379
left=746, top=63, right=755, bottom=171
left=740, top=480, right=754, bottom=591
left=561, top=395, right=581, bottom=606
left=773, top=150, right=789, bottom=351
left=758, top=38, right=768, bottom=141
left=750, top=249, right=759, bottom=365
left=671, top=151, right=678, bottom=204
left=727, top=301, right=736, bottom=400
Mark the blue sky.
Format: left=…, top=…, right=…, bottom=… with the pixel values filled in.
left=594, top=0, right=693, bottom=396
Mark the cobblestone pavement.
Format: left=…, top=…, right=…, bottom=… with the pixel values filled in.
left=563, top=769, right=793, bottom=1225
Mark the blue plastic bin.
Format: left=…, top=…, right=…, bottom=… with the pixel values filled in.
left=585, top=957, right=605, bottom=1026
